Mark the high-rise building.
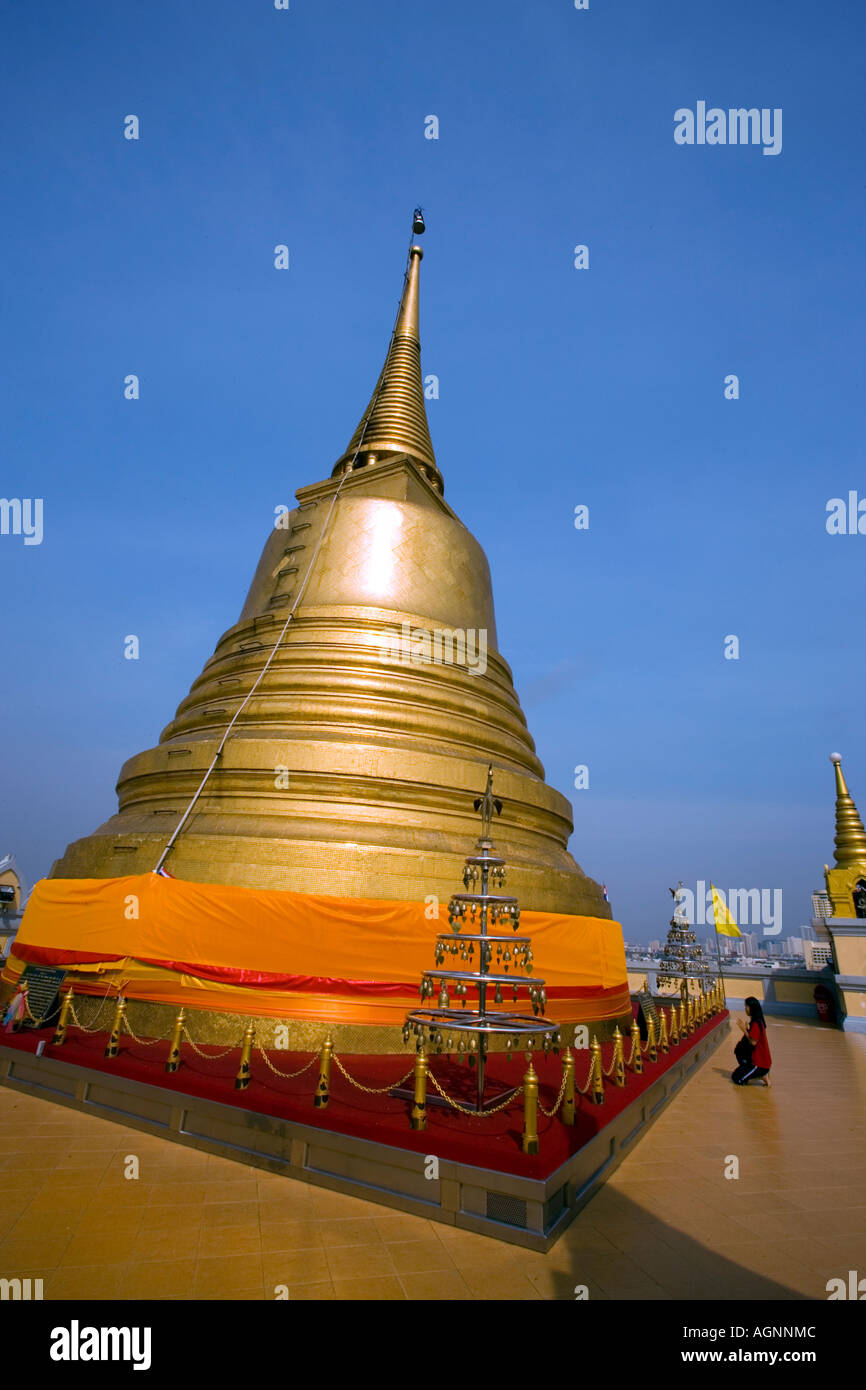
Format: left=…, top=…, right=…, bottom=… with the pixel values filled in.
left=804, top=940, right=834, bottom=971
left=811, top=891, right=833, bottom=922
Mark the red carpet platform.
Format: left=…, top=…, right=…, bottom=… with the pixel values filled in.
left=1, top=1012, right=729, bottom=1181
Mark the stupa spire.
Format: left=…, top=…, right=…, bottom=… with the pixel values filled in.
left=830, top=753, right=866, bottom=866
left=332, top=216, right=442, bottom=493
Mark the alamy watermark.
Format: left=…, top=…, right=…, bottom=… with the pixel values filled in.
left=675, top=880, right=782, bottom=936
left=50, top=1321, right=151, bottom=1370
left=380, top=622, right=487, bottom=676
left=674, top=103, right=782, bottom=156
left=826, top=492, right=866, bottom=535
left=0, top=498, right=43, bottom=545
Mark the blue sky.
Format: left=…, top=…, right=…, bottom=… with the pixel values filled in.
left=2, top=0, right=864, bottom=942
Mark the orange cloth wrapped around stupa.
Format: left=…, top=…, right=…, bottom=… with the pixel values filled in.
left=7, top=874, right=629, bottom=1027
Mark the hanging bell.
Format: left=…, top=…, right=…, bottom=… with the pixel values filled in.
left=412, top=207, right=426, bottom=236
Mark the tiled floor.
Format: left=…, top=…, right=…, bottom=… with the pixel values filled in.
left=0, top=1016, right=864, bottom=1300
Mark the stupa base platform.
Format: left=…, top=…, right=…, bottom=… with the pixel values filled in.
left=0, top=1012, right=728, bottom=1251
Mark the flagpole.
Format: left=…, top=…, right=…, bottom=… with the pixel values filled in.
left=713, top=922, right=727, bottom=1007
left=709, top=884, right=729, bottom=1008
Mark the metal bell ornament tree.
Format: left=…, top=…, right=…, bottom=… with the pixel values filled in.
left=656, top=882, right=716, bottom=1002
left=402, top=766, right=560, bottom=1112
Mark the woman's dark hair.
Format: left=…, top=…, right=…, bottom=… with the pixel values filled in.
left=744, top=996, right=766, bottom=1029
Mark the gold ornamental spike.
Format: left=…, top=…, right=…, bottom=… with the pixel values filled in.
left=332, top=239, right=443, bottom=491
left=630, top=1018, right=643, bottom=1074
left=830, top=753, right=866, bottom=866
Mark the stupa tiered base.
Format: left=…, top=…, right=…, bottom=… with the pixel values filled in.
left=0, top=1008, right=729, bottom=1251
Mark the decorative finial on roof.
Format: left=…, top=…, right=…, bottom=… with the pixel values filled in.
left=830, top=753, right=866, bottom=866
left=332, top=211, right=442, bottom=492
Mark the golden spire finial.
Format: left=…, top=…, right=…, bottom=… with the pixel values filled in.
left=830, top=753, right=866, bottom=866
left=332, top=213, right=442, bottom=492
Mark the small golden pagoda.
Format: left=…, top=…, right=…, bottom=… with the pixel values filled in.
left=10, top=216, right=629, bottom=1046
left=824, top=753, right=866, bottom=918
left=817, top=754, right=866, bottom=1031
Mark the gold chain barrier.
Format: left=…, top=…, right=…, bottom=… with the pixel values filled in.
left=66, top=991, right=115, bottom=1035
left=121, top=1014, right=173, bottom=1047
left=180, top=1024, right=236, bottom=1061
left=575, top=1047, right=598, bottom=1095
left=256, top=1047, right=318, bottom=1081
left=24, top=983, right=722, bottom=1150
left=24, top=997, right=61, bottom=1029
left=537, top=1057, right=571, bottom=1118
left=332, top=1052, right=414, bottom=1096
left=426, top=1067, right=523, bottom=1117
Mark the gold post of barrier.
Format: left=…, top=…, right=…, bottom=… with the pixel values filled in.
left=561, top=1048, right=575, bottom=1125
left=687, top=995, right=695, bottom=1033
left=522, top=1056, right=539, bottom=1154
left=410, top=1045, right=428, bottom=1131
left=235, top=1023, right=255, bottom=1091
left=591, top=1036, right=605, bottom=1104
left=612, top=1026, right=626, bottom=1086
left=314, top=1035, right=333, bottom=1109
left=165, top=1008, right=186, bottom=1073
left=669, top=1002, right=680, bottom=1045
left=630, top=1018, right=643, bottom=1074
left=52, top=988, right=74, bottom=1047
left=646, top=1016, right=658, bottom=1064
left=104, top=995, right=126, bottom=1059
left=658, top=1009, right=670, bottom=1054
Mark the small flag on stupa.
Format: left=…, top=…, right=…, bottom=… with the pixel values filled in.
left=602, top=883, right=609, bottom=902
left=710, top=883, right=741, bottom=937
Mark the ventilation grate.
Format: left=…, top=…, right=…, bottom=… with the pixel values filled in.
left=486, top=1192, right=527, bottom=1229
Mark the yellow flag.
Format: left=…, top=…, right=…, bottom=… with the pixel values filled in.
left=711, top=883, right=741, bottom=937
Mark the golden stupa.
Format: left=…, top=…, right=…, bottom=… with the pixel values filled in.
left=53, top=234, right=609, bottom=921
left=11, top=218, right=628, bottom=1046
left=824, top=753, right=866, bottom=915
